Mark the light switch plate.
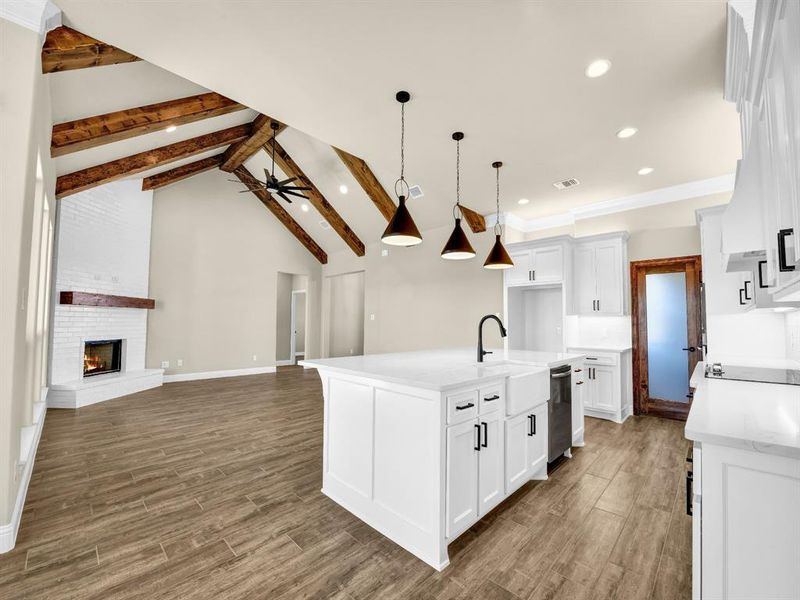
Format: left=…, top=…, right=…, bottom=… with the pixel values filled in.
left=161, top=361, right=169, bottom=369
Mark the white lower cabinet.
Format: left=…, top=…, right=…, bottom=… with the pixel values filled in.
left=571, top=361, right=585, bottom=446
left=693, top=442, right=800, bottom=600
left=504, top=402, right=548, bottom=496
left=568, top=348, right=632, bottom=424
left=478, top=411, right=504, bottom=516
left=588, top=365, right=615, bottom=412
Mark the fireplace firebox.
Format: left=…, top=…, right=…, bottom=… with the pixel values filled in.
left=83, top=340, right=122, bottom=377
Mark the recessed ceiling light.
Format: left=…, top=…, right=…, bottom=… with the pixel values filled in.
left=616, top=127, right=638, bottom=139
left=518, top=198, right=529, bottom=205
left=339, top=184, right=348, bottom=194
left=637, top=167, right=654, bottom=175
left=585, top=59, right=612, bottom=78
left=301, top=203, right=309, bottom=212
left=165, top=125, right=177, bottom=133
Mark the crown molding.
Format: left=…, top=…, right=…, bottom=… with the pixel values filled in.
left=0, top=0, right=61, bottom=35
left=496, top=173, right=735, bottom=234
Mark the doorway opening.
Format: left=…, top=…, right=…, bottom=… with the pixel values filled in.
left=276, top=273, right=308, bottom=366
left=325, top=271, right=365, bottom=358
left=631, top=255, right=702, bottom=420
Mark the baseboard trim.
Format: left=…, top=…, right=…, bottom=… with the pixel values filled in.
left=0, top=387, right=48, bottom=553
left=275, top=360, right=295, bottom=367
left=163, top=366, right=277, bottom=383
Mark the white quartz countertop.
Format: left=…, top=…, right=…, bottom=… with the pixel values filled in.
left=300, top=348, right=585, bottom=391
left=567, top=344, right=633, bottom=353
left=685, top=362, right=800, bottom=459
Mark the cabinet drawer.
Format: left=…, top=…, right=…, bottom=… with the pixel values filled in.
left=581, top=351, right=617, bottom=366
left=447, top=389, right=479, bottom=424
left=479, top=383, right=504, bottom=414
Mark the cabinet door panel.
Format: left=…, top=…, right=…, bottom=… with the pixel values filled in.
left=582, top=362, right=595, bottom=408
left=506, top=250, right=532, bottom=286
left=571, top=365, right=584, bottom=443
left=592, top=366, right=616, bottom=412
left=446, top=420, right=478, bottom=539
left=595, top=242, right=622, bottom=315
left=478, top=411, right=504, bottom=516
left=573, top=245, right=596, bottom=314
left=531, top=245, right=562, bottom=283
left=527, top=403, right=548, bottom=476
left=504, top=412, right=530, bottom=495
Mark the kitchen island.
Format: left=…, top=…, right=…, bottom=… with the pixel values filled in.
left=300, top=348, right=584, bottom=570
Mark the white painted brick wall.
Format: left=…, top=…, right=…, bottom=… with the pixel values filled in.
left=51, top=180, right=153, bottom=384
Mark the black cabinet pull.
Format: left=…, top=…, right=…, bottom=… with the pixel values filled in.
left=532, top=270, right=535, bottom=280
left=758, top=260, right=768, bottom=288
left=474, top=423, right=481, bottom=451
left=778, top=229, right=795, bottom=272
left=597, top=299, right=600, bottom=311
left=574, top=368, right=582, bottom=373
left=527, top=415, right=533, bottom=436
left=739, top=288, right=746, bottom=305
left=744, top=279, right=752, bottom=300
left=586, top=357, right=598, bottom=360
left=576, top=381, right=584, bottom=385
left=532, top=414, right=536, bottom=435
left=686, top=471, right=693, bottom=516
left=456, top=402, right=475, bottom=411
left=484, top=394, right=500, bottom=402
left=481, top=422, right=488, bottom=448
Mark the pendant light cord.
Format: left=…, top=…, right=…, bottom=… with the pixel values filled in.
left=395, top=100, right=409, bottom=199
left=454, top=137, right=462, bottom=220
left=494, top=165, right=503, bottom=236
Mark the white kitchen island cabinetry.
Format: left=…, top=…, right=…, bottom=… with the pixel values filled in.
left=301, top=348, right=583, bottom=570
left=567, top=346, right=632, bottom=423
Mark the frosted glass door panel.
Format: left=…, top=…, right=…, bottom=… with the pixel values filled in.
left=646, top=272, right=689, bottom=402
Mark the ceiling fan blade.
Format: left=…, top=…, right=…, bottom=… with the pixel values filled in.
left=281, top=190, right=309, bottom=199
left=278, top=191, right=293, bottom=204
left=283, top=185, right=312, bottom=192
left=277, top=176, right=299, bottom=185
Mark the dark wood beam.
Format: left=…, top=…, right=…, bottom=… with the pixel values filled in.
left=333, top=147, right=396, bottom=221
left=60, top=291, right=155, bottom=309
left=459, top=205, right=487, bottom=233
left=51, top=92, right=246, bottom=157
left=269, top=142, right=365, bottom=257
left=233, top=166, right=327, bottom=264
left=56, top=124, right=250, bottom=199
left=220, top=114, right=285, bottom=173
left=141, top=155, right=224, bottom=191
left=42, top=26, right=140, bottom=73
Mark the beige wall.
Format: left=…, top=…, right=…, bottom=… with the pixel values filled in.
left=525, top=192, right=731, bottom=261
left=0, top=19, right=57, bottom=527
left=275, top=273, right=292, bottom=361
left=146, top=170, right=323, bottom=375
left=323, top=223, right=507, bottom=355
left=326, top=270, right=365, bottom=357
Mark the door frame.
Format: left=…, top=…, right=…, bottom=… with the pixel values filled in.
left=290, top=289, right=307, bottom=364
left=631, top=255, right=702, bottom=420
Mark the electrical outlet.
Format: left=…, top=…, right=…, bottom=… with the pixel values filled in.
left=370, top=314, right=375, bottom=321
left=161, top=360, right=169, bottom=369
left=177, top=359, right=183, bottom=367
left=381, top=249, right=389, bottom=257
left=252, top=354, right=257, bottom=361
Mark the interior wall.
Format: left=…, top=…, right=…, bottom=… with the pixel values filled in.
left=146, top=169, right=323, bottom=376
left=326, top=271, right=365, bottom=358
left=323, top=223, right=506, bottom=355
left=275, top=273, right=292, bottom=362
left=0, top=18, right=58, bottom=531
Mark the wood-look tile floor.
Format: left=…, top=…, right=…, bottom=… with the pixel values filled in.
left=1, top=367, right=692, bottom=599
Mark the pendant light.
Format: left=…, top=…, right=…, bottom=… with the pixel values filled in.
left=483, top=161, right=514, bottom=269
left=382, top=91, right=422, bottom=246
left=441, top=132, right=476, bottom=260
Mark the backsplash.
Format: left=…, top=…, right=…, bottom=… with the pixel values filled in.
left=564, top=315, right=632, bottom=349
left=786, top=310, right=800, bottom=363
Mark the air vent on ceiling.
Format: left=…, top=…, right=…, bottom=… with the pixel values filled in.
left=319, top=220, right=331, bottom=230
left=408, top=184, right=424, bottom=199
left=552, top=178, right=580, bottom=190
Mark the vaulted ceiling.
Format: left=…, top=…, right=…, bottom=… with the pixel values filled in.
left=48, top=0, right=740, bottom=258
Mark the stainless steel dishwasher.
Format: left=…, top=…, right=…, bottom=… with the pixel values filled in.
left=548, top=364, right=572, bottom=461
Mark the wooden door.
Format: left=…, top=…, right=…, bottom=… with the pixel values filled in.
left=477, top=411, right=504, bottom=516
left=631, top=255, right=702, bottom=420
left=446, top=419, right=478, bottom=539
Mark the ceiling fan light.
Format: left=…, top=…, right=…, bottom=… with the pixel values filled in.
left=441, top=218, right=476, bottom=260
left=382, top=196, right=422, bottom=246
left=484, top=234, right=514, bottom=270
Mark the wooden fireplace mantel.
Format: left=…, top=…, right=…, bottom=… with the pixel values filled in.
left=59, top=291, right=155, bottom=309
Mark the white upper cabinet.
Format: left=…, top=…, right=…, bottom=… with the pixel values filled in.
left=572, top=234, right=628, bottom=316
left=721, top=1, right=800, bottom=302
left=506, top=250, right=533, bottom=286
left=505, top=244, right=564, bottom=286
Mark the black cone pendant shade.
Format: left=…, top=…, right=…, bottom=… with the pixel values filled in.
left=442, top=217, right=476, bottom=259
left=484, top=161, right=514, bottom=270
left=382, top=195, right=423, bottom=246
left=382, top=91, right=422, bottom=247
left=484, top=233, right=514, bottom=269
left=441, top=131, right=475, bottom=260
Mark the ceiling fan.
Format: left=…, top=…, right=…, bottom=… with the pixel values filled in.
left=230, top=121, right=311, bottom=203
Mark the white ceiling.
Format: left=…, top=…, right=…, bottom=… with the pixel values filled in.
left=51, top=0, right=740, bottom=252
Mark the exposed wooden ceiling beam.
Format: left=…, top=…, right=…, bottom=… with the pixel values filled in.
left=42, top=26, right=140, bottom=73
left=56, top=124, right=250, bottom=199
left=141, top=155, right=224, bottom=191
left=333, top=147, right=396, bottom=221
left=268, top=142, right=365, bottom=257
left=51, top=93, right=246, bottom=157
left=459, top=205, right=487, bottom=233
left=233, top=166, right=327, bottom=264
left=219, top=114, right=286, bottom=173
